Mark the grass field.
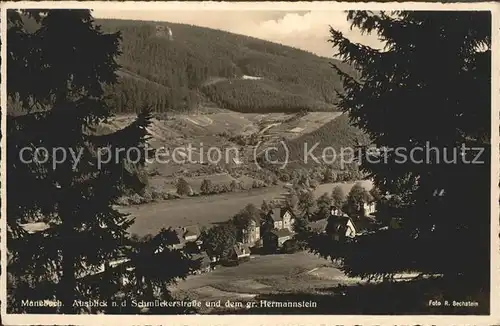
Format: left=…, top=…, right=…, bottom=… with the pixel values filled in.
left=122, top=180, right=373, bottom=236
left=170, top=251, right=354, bottom=312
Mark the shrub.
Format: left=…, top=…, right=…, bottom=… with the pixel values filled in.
left=281, top=239, right=301, bottom=254
left=200, top=179, right=213, bottom=195
left=115, top=196, right=130, bottom=206
left=129, top=193, right=144, bottom=205
left=150, top=188, right=164, bottom=201
left=176, top=178, right=193, bottom=196
left=168, top=192, right=181, bottom=200
left=141, top=189, right=153, bottom=203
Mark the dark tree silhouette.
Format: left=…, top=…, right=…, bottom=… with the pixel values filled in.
left=232, top=203, right=261, bottom=229
left=292, top=215, right=311, bottom=249
left=316, top=192, right=332, bottom=220
left=309, top=11, right=491, bottom=301
left=298, top=190, right=316, bottom=216
left=176, top=178, right=192, bottom=196
left=6, top=10, right=195, bottom=314
left=200, top=223, right=237, bottom=260
left=343, top=182, right=370, bottom=217
left=331, top=185, right=346, bottom=210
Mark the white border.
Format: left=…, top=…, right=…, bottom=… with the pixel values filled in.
left=1, top=2, right=499, bottom=325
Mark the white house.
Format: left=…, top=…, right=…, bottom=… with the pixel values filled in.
left=363, top=202, right=376, bottom=216
left=270, top=207, right=295, bottom=231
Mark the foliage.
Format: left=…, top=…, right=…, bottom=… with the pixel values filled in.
left=285, top=189, right=299, bottom=211
left=200, top=223, right=237, bottom=260
left=6, top=9, right=194, bottom=314
left=260, top=200, right=272, bottom=215
left=13, top=16, right=352, bottom=115
left=323, top=166, right=337, bottom=183
left=232, top=203, right=261, bottom=229
left=269, top=114, right=370, bottom=168
left=292, top=215, right=311, bottom=250
left=281, top=239, right=301, bottom=254
left=310, top=11, right=491, bottom=289
left=200, top=178, right=213, bottom=195
left=298, top=190, right=316, bottom=216
left=331, top=185, right=346, bottom=210
left=369, top=187, right=382, bottom=202
left=93, top=19, right=353, bottom=114
left=115, top=229, right=200, bottom=313
left=176, top=178, right=192, bottom=196
left=343, top=182, right=371, bottom=217
left=316, top=192, right=332, bottom=220
left=220, top=276, right=488, bottom=314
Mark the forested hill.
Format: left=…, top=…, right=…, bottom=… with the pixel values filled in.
left=96, top=19, right=351, bottom=114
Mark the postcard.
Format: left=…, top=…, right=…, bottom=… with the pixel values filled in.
left=1, top=1, right=499, bottom=325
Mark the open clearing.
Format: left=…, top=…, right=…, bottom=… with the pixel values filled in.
left=123, top=180, right=372, bottom=236
left=173, top=252, right=337, bottom=292
left=102, top=111, right=342, bottom=147
left=170, top=252, right=361, bottom=306
left=306, top=267, right=363, bottom=283
left=192, top=286, right=257, bottom=299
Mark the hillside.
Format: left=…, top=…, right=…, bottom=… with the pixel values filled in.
left=265, top=113, right=371, bottom=169
left=96, top=19, right=351, bottom=114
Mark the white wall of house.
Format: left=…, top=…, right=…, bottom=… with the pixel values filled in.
left=282, top=211, right=292, bottom=230
left=185, top=235, right=197, bottom=242
left=346, top=219, right=357, bottom=238
left=363, top=202, right=376, bottom=216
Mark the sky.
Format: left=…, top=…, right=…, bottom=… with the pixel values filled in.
left=92, top=10, right=382, bottom=58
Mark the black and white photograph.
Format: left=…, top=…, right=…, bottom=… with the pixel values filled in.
left=1, top=1, right=498, bottom=323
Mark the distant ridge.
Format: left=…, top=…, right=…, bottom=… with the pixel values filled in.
left=96, top=19, right=353, bottom=114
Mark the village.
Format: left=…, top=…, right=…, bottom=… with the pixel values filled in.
left=167, top=182, right=381, bottom=276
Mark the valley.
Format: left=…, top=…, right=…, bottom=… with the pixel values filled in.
left=122, top=180, right=373, bottom=236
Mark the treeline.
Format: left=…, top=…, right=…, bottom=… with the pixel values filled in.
left=202, top=79, right=336, bottom=113
left=94, top=19, right=349, bottom=113
left=104, top=70, right=199, bottom=113
left=264, top=114, right=371, bottom=168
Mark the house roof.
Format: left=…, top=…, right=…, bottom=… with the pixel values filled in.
left=173, top=225, right=201, bottom=243
left=233, top=242, right=250, bottom=256
left=270, top=207, right=293, bottom=222
left=330, top=206, right=348, bottom=217
left=184, top=225, right=201, bottom=236
left=270, top=228, right=294, bottom=238
left=173, top=227, right=186, bottom=244
left=331, top=215, right=376, bottom=233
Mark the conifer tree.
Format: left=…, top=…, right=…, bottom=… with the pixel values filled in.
left=310, top=11, right=491, bottom=290
left=6, top=10, right=196, bottom=314
left=331, top=185, right=346, bottom=211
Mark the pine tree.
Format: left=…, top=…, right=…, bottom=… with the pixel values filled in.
left=316, top=192, right=332, bottom=220
left=260, top=200, right=271, bottom=215
left=298, top=190, right=316, bottom=218
left=176, top=178, right=192, bottom=196
left=200, top=179, right=213, bottom=195
left=344, top=182, right=370, bottom=217
left=331, top=185, right=346, bottom=211
left=311, top=11, right=491, bottom=290
left=6, top=10, right=195, bottom=314
left=200, top=223, right=237, bottom=260
left=292, top=215, right=310, bottom=249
